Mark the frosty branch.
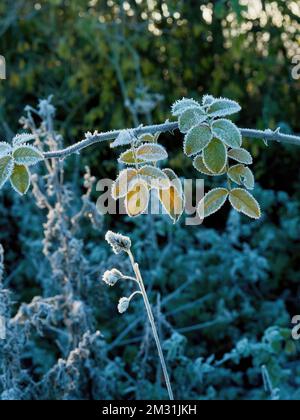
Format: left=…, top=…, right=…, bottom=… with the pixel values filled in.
left=43, top=122, right=300, bottom=160
left=1, top=94, right=300, bottom=221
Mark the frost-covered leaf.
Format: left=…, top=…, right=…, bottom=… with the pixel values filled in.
left=203, top=138, right=227, bottom=174
left=171, top=98, right=200, bottom=116
left=193, top=155, right=225, bottom=176
left=12, top=133, right=36, bottom=146
left=136, top=143, right=168, bottom=162
left=228, top=164, right=255, bottom=189
left=179, top=107, right=207, bottom=133
left=208, top=98, right=241, bottom=117
left=212, top=119, right=242, bottom=148
left=10, top=164, right=30, bottom=195
left=159, top=184, right=184, bottom=223
left=138, top=133, right=156, bottom=143
left=138, top=165, right=170, bottom=189
left=229, top=188, right=261, bottom=219
left=228, top=147, right=253, bottom=164
left=227, top=164, right=244, bottom=185
left=162, top=168, right=183, bottom=195
left=110, top=130, right=135, bottom=148
left=118, top=149, right=144, bottom=165
left=0, top=156, right=14, bottom=189
left=0, top=142, right=12, bottom=158
left=13, top=145, right=44, bottom=166
left=105, top=230, right=131, bottom=254
left=197, top=188, right=228, bottom=218
left=184, top=124, right=213, bottom=157
left=111, top=168, right=138, bottom=199
left=202, top=95, right=215, bottom=106
left=242, top=167, right=255, bottom=190
left=125, top=180, right=149, bottom=217
left=118, top=297, right=130, bottom=314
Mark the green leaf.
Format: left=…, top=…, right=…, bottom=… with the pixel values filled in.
left=0, top=142, right=12, bottom=158
left=118, top=149, right=144, bottom=165
left=110, top=130, right=134, bottom=148
left=12, top=133, right=35, bottom=146
left=0, top=156, right=14, bottom=189
left=179, top=107, right=207, bottom=133
left=136, top=143, right=168, bottom=162
left=13, top=145, right=44, bottom=166
left=228, top=164, right=255, bottom=189
left=208, top=98, right=241, bottom=117
left=228, top=147, right=253, bottom=164
left=10, top=164, right=30, bottom=195
left=138, top=165, right=170, bottom=189
left=212, top=119, right=242, bottom=148
left=193, top=155, right=225, bottom=176
left=184, top=124, right=213, bottom=157
left=229, top=188, right=261, bottom=219
left=203, top=138, right=227, bottom=174
left=171, top=98, right=200, bottom=116
left=197, top=188, right=229, bottom=218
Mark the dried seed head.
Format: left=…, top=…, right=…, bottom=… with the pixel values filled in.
left=105, top=230, right=131, bottom=254
left=102, top=268, right=124, bottom=286
left=117, top=297, right=130, bottom=314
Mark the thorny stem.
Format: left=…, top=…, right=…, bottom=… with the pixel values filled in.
left=127, top=250, right=174, bottom=401
left=43, top=122, right=300, bottom=159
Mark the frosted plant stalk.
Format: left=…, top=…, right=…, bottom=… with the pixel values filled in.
left=127, top=249, right=174, bottom=401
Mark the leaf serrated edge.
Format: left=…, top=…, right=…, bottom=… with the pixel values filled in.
left=229, top=188, right=261, bottom=219
left=13, top=144, right=44, bottom=166
left=171, top=98, right=200, bottom=116
left=12, top=133, right=36, bottom=146
left=197, top=187, right=229, bottom=218
left=136, top=143, right=168, bottom=161
left=0, top=142, right=12, bottom=158
left=211, top=119, right=242, bottom=148
left=183, top=124, right=212, bottom=157
left=0, top=156, right=15, bottom=189
left=228, top=148, right=253, bottom=165
left=202, top=139, right=227, bottom=174
left=9, top=165, right=30, bottom=196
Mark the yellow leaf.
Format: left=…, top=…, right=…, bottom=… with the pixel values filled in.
left=118, top=149, right=144, bottom=165
left=111, top=169, right=138, bottom=199
left=125, top=180, right=149, bottom=217
left=159, top=185, right=184, bottom=223
left=136, top=144, right=168, bottom=162
left=138, top=165, right=170, bottom=189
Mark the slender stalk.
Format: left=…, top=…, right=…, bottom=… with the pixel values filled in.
left=43, top=122, right=300, bottom=159
left=127, top=250, right=174, bottom=401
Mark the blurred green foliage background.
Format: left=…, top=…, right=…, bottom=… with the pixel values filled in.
left=1, top=0, right=300, bottom=186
